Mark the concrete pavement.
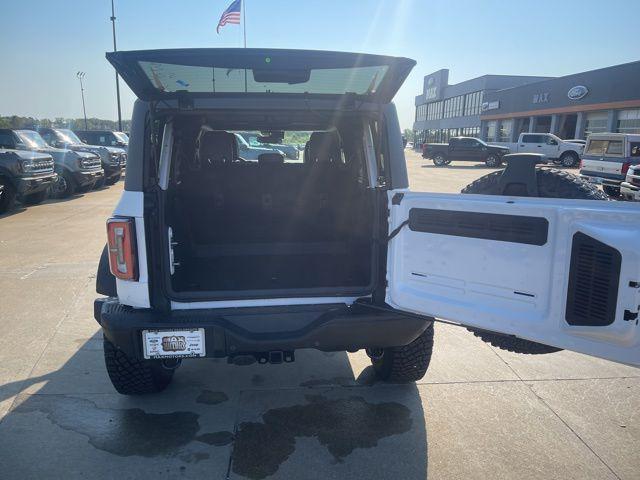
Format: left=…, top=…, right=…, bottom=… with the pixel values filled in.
left=0, top=154, right=637, bottom=479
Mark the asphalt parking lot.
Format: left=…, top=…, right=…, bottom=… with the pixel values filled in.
left=0, top=150, right=637, bottom=480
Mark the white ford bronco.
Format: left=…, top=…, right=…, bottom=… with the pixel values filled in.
left=94, top=49, right=640, bottom=394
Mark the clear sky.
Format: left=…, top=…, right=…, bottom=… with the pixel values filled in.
left=2, top=0, right=639, bottom=130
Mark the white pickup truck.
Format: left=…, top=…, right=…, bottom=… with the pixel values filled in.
left=493, top=133, right=584, bottom=167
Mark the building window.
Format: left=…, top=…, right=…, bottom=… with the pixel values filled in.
left=584, top=111, right=608, bottom=137
left=499, top=120, right=513, bottom=142
left=463, top=91, right=483, bottom=116
left=617, top=109, right=640, bottom=134
left=486, top=121, right=497, bottom=142
left=443, top=95, right=464, bottom=119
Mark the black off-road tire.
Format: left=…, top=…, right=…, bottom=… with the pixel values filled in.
left=433, top=154, right=447, bottom=167
left=51, top=171, right=76, bottom=199
left=94, top=176, right=106, bottom=189
left=461, top=168, right=607, bottom=354
left=370, top=323, right=434, bottom=382
left=602, top=185, right=620, bottom=198
left=20, top=189, right=48, bottom=205
left=0, top=177, right=17, bottom=214
left=105, top=173, right=121, bottom=185
left=103, top=339, right=174, bottom=395
left=462, top=167, right=608, bottom=200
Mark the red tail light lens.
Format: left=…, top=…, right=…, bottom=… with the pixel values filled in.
left=107, top=217, right=138, bottom=281
left=621, top=162, right=631, bottom=176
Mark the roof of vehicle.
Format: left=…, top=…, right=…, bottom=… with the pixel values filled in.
left=106, top=48, right=416, bottom=104
left=587, top=133, right=640, bottom=141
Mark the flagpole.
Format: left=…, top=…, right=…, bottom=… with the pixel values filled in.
left=242, top=0, right=247, bottom=92
left=242, top=0, right=247, bottom=48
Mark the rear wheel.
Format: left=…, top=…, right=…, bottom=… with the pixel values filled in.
left=461, top=168, right=607, bottom=354
left=484, top=154, right=501, bottom=168
left=368, top=323, right=434, bottom=383
left=602, top=185, right=620, bottom=198
left=433, top=154, right=447, bottom=167
left=103, top=338, right=174, bottom=395
left=560, top=151, right=579, bottom=168
left=0, top=177, right=17, bottom=214
left=21, top=190, right=48, bottom=205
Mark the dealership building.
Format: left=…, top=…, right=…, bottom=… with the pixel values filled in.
left=414, top=60, right=640, bottom=145
left=413, top=69, right=550, bottom=145
left=479, top=60, right=640, bottom=142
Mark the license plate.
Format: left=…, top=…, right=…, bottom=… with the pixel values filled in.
left=142, top=328, right=206, bottom=359
left=587, top=177, right=602, bottom=184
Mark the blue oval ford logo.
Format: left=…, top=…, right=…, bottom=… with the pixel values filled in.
left=568, top=85, right=588, bottom=100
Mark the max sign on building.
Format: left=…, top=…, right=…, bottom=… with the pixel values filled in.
left=425, top=77, right=438, bottom=101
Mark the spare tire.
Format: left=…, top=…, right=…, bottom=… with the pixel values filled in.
left=461, top=168, right=608, bottom=354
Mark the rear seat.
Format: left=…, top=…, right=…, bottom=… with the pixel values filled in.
left=179, top=130, right=359, bottom=246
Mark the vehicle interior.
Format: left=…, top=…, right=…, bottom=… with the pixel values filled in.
left=160, top=112, right=383, bottom=299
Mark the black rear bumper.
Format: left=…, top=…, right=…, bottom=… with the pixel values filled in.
left=94, top=298, right=431, bottom=359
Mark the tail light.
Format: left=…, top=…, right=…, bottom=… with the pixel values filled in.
left=621, top=162, right=631, bottom=176
left=107, top=217, right=138, bottom=281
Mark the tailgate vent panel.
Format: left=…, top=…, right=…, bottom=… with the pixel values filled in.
left=565, top=232, right=621, bottom=326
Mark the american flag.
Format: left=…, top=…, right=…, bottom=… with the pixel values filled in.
left=217, top=0, right=242, bottom=33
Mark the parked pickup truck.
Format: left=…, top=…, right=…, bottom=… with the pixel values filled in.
left=422, top=137, right=510, bottom=167
left=620, top=164, right=640, bottom=201
left=493, top=133, right=583, bottom=167
left=580, top=133, right=640, bottom=197
left=0, top=148, right=57, bottom=213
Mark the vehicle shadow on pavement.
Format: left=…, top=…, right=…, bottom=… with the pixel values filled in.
left=0, top=332, right=428, bottom=480
left=421, top=163, right=493, bottom=170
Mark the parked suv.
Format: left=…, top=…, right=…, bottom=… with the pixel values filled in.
left=94, top=49, right=639, bottom=395
left=0, top=148, right=56, bottom=213
left=74, top=130, right=129, bottom=149
left=580, top=133, right=640, bottom=197
left=38, top=128, right=125, bottom=187
left=0, top=129, right=103, bottom=198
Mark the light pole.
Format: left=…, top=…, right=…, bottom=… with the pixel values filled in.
left=77, top=71, right=88, bottom=130
left=110, top=0, right=123, bottom=131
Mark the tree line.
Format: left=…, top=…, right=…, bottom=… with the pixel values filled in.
left=0, top=115, right=131, bottom=132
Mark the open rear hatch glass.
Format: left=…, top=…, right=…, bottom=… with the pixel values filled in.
left=106, top=48, right=415, bottom=103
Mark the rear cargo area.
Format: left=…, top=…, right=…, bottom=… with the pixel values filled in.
left=163, top=121, right=377, bottom=298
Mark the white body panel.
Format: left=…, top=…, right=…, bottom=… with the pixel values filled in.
left=386, top=191, right=640, bottom=366
left=113, top=190, right=150, bottom=308
left=493, top=134, right=583, bottom=160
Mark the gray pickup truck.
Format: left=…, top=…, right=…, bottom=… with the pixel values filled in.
left=422, top=137, right=510, bottom=167
left=0, top=148, right=56, bottom=213
left=0, top=129, right=103, bottom=198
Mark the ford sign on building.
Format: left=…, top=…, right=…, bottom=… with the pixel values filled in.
left=479, top=60, right=640, bottom=142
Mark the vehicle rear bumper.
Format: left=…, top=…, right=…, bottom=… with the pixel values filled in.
left=72, top=169, right=104, bottom=187
left=15, top=173, right=57, bottom=195
left=94, top=298, right=432, bottom=359
left=620, top=182, right=640, bottom=201
left=579, top=173, right=622, bottom=186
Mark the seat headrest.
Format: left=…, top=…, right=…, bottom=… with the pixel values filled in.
left=305, top=131, right=341, bottom=164
left=198, top=131, right=237, bottom=166
left=258, top=153, right=285, bottom=165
